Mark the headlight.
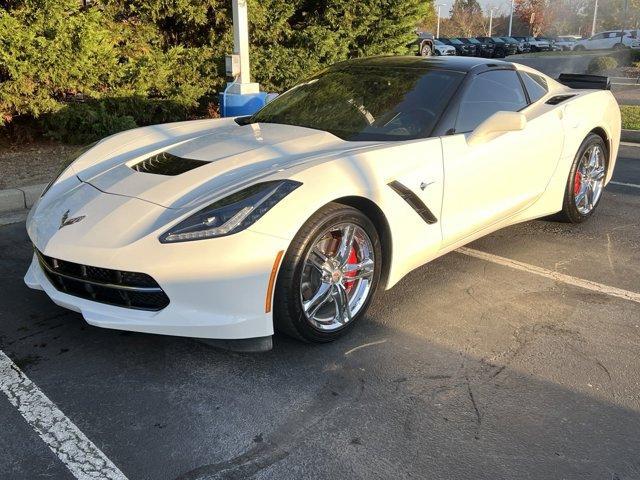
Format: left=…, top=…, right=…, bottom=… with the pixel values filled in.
left=159, top=180, right=301, bottom=243
left=41, top=141, right=98, bottom=198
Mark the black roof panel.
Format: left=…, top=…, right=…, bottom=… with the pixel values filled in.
left=330, top=55, right=513, bottom=73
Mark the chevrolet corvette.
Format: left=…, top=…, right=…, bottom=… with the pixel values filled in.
left=25, top=57, right=621, bottom=349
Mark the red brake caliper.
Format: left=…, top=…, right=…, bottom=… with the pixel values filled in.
left=573, top=170, right=582, bottom=196
left=342, top=247, right=358, bottom=293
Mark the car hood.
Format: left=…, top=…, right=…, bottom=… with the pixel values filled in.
left=75, top=119, right=378, bottom=210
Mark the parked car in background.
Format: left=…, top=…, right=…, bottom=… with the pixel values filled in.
left=476, top=37, right=516, bottom=57
left=458, top=37, right=490, bottom=57
left=500, top=36, right=527, bottom=53
left=510, top=37, right=532, bottom=53
left=574, top=30, right=640, bottom=51
left=433, top=39, right=457, bottom=56
left=537, top=37, right=562, bottom=51
left=413, top=32, right=436, bottom=56
left=513, top=36, right=551, bottom=52
left=438, top=37, right=476, bottom=56
left=553, top=35, right=580, bottom=50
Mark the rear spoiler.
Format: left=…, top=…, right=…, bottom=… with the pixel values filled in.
left=557, top=73, right=611, bottom=90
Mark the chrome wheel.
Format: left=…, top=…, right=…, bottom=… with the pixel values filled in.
left=300, top=223, right=375, bottom=332
left=574, top=144, right=605, bottom=215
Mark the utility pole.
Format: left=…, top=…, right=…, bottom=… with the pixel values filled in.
left=508, top=0, right=515, bottom=36
left=591, top=0, right=599, bottom=37
left=436, top=3, right=443, bottom=38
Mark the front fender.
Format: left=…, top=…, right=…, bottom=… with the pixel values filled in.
left=248, top=138, right=445, bottom=289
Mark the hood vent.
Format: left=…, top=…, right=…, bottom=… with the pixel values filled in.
left=131, top=152, right=208, bottom=176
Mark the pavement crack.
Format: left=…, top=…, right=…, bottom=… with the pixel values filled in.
left=465, top=375, right=482, bottom=426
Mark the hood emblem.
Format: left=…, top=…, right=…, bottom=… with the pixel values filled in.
left=59, top=210, right=85, bottom=230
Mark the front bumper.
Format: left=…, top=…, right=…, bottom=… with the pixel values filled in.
left=25, top=180, right=293, bottom=340
left=25, top=226, right=287, bottom=339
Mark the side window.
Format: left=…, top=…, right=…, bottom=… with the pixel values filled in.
left=520, top=72, right=548, bottom=103
left=591, top=33, right=605, bottom=40
left=455, top=70, right=528, bottom=133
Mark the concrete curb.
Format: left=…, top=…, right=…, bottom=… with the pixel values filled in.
left=0, top=183, right=46, bottom=213
left=622, top=129, right=640, bottom=144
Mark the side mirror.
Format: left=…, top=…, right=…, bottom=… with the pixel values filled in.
left=467, top=111, right=527, bottom=146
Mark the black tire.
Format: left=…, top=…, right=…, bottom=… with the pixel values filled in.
left=613, top=43, right=626, bottom=50
left=274, top=203, right=382, bottom=343
left=574, top=45, right=585, bottom=51
left=420, top=43, right=433, bottom=57
left=554, top=133, right=608, bottom=223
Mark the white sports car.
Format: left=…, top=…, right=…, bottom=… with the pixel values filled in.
left=25, top=57, right=620, bottom=350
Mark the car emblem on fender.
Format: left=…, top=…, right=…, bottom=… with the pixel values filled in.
left=59, top=210, right=85, bottom=230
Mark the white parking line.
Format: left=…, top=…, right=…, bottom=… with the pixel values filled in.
left=609, top=181, right=640, bottom=189
left=457, top=247, right=640, bottom=304
left=0, top=350, right=128, bottom=480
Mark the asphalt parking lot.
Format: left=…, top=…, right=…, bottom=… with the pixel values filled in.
left=1, top=145, right=640, bottom=480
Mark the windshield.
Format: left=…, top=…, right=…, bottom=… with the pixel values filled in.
left=250, top=66, right=465, bottom=141
left=449, top=38, right=463, bottom=45
left=434, top=40, right=444, bottom=45
left=491, top=37, right=505, bottom=43
left=467, top=38, right=481, bottom=44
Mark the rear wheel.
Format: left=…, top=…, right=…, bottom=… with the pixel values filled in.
left=274, top=203, right=381, bottom=343
left=555, top=134, right=607, bottom=223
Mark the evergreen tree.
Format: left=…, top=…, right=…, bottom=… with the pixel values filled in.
left=0, top=0, right=431, bottom=141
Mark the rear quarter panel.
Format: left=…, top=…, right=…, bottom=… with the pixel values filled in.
left=519, top=89, right=621, bottom=219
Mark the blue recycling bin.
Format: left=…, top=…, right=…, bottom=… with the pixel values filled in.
left=219, top=91, right=268, bottom=117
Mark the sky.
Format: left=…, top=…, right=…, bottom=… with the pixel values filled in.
left=437, top=0, right=513, bottom=18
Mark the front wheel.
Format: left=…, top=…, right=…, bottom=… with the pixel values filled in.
left=555, top=134, right=607, bottom=223
left=420, top=43, right=433, bottom=57
left=274, top=203, right=381, bottom=343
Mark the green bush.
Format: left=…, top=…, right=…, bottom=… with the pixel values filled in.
left=42, top=97, right=195, bottom=144
left=621, top=105, right=640, bottom=131
left=610, top=48, right=640, bottom=66
left=42, top=102, right=137, bottom=144
left=586, top=56, right=618, bottom=74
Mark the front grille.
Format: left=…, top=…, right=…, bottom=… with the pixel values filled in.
left=36, top=250, right=170, bottom=311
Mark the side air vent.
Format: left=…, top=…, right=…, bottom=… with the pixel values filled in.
left=388, top=181, right=438, bottom=224
left=546, top=94, right=576, bottom=105
left=131, top=152, right=208, bottom=176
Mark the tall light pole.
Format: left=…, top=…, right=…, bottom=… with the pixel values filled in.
left=489, top=8, right=495, bottom=36
left=229, top=0, right=259, bottom=94
left=591, top=0, right=599, bottom=36
left=508, top=0, right=515, bottom=36
left=436, top=3, right=444, bottom=38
